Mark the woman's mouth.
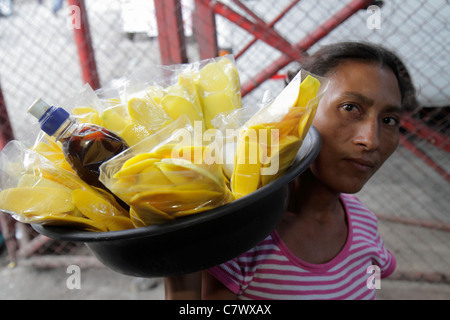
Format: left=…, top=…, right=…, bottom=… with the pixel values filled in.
left=344, top=158, right=377, bottom=173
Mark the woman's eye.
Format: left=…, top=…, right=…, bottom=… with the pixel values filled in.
left=383, top=117, right=399, bottom=126
left=342, top=104, right=357, bottom=112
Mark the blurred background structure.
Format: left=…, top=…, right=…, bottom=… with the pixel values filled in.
left=0, top=0, right=448, bottom=299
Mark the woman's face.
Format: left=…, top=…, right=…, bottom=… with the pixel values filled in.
left=311, top=60, right=402, bottom=194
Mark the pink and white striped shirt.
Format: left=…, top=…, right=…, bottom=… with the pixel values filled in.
left=208, top=194, right=396, bottom=300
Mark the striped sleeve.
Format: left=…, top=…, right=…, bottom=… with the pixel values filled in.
left=208, top=236, right=277, bottom=296
left=374, top=233, right=396, bottom=278
left=342, top=194, right=396, bottom=278
left=208, top=257, right=245, bottom=295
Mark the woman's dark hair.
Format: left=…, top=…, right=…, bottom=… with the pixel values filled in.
left=287, top=41, right=417, bottom=111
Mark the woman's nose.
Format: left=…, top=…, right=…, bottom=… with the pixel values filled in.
left=353, top=119, right=380, bottom=152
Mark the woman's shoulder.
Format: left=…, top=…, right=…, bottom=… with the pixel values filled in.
left=341, top=193, right=379, bottom=228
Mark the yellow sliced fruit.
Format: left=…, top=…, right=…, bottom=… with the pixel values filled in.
left=33, top=137, right=73, bottom=172
left=101, top=107, right=130, bottom=134
left=158, top=157, right=224, bottom=188
left=89, top=187, right=130, bottom=217
left=103, top=98, right=123, bottom=109
left=105, top=215, right=135, bottom=231
left=122, top=152, right=159, bottom=169
left=144, top=85, right=165, bottom=105
left=72, top=106, right=103, bottom=125
left=72, top=189, right=133, bottom=231
left=129, top=208, right=145, bottom=228
left=120, top=121, right=153, bottom=147
left=113, top=158, right=159, bottom=179
left=137, top=165, right=173, bottom=186
left=296, top=75, right=321, bottom=108
left=130, top=203, right=174, bottom=226
left=40, top=166, right=92, bottom=191
left=122, top=153, right=156, bottom=169
left=127, top=97, right=169, bottom=128
left=0, top=187, right=74, bottom=216
left=18, top=174, right=73, bottom=194
left=298, top=102, right=318, bottom=141
left=150, top=144, right=177, bottom=159
left=155, top=162, right=201, bottom=187
left=231, top=127, right=264, bottom=198
left=200, top=92, right=237, bottom=130
left=30, top=214, right=106, bottom=232
left=261, top=135, right=302, bottom=186
left=218, top=57, right=242, bottom=108
left=127, top=97, right=152, bottom=120
left=109, top=181, right=136, bottom=203
left=33, top=135, right=62, bottom=154
left=130, top=188, right=223, bottom=214
left=197, top=61, right=229, bottom=93
left=178, top=70, right=203, bottom=115
left=276, top=107, right=304, bottom=136
left=170, top=145, right=206, bottom=163
left=170, top=205, right=218, bottom=218
left=230, top=74, right=322, bottom=197
left=160, top=94, right=203, bottom=126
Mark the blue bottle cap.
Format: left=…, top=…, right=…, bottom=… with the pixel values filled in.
left=28, top=98, right=70, bottom=136
left=40, top=107, right=70, bottom=136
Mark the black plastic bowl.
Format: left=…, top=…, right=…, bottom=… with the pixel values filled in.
left=32, top=127, right=321, bottom=278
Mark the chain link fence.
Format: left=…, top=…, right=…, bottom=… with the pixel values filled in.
left=0, top=0, right=449, bottom=292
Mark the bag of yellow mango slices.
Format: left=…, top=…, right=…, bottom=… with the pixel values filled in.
left=0, top=140, right=134, bottom=232
left=227, top=69, right=328, bottom=199
left=62, top=54, right=241, bottom=148
left=99, top=115, right=234, bottom=227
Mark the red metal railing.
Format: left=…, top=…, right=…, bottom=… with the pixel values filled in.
left=192, top=0, right=375, bottom=96
left=233, top=0, right=300, bottom=60
left=155, top=0, right=188, bottom=65
left=193, top=0, right=219, bottom=59
left=68, top=0, right=101, bottom=90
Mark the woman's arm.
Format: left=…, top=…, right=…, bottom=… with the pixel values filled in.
left=164, top=272, right=202, bottom=300
left=201, top=271, right=236, bottom=299
left=164, top=271, right=236, bottom=300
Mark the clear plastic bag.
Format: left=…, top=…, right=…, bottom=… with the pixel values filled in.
left=0, top=140, right=133, bottom=231
left=122, top=54, right=241, bottom=135
left=66, top=55, right=241, bottom=148
left=229, top=69, right=328, bottom=198
left=99, top=115, right=234, bottom=227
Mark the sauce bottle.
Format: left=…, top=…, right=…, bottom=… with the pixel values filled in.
left=28, top=98, right=129, bottom=207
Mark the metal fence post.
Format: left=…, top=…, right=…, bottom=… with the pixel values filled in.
left=67, top=0, right=101, bottom=90
left=193, top=0, right=218, bottom=59
left=154, top=0, right=188, bottom=65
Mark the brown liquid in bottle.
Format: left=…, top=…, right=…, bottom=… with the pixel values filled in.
left=61, top=124, right=129, bottom=209
left=28, top=100, right=130, bottom=211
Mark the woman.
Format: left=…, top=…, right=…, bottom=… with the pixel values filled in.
left=165, top=41, right=416, bottom=300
